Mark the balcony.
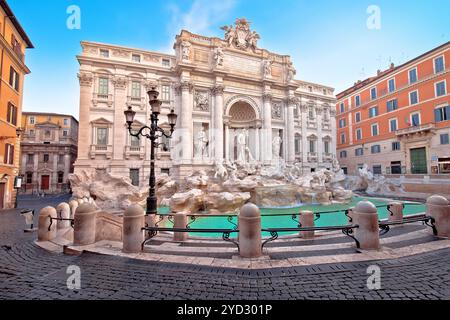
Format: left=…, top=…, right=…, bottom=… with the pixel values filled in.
left=124, top=145, right=145, bottom=160
left=307, top=120, right=317, bottom=129
left=322, top=153, right=333, bottom=161
left=92, top=93, right=113, bottom=107
left=322, top=120, right=331, bottom=131
left=396, top=123, right=435, bottom=137
left=89, top=145, right=112, bottom=159
left=307, top=152, right=318, bottom=162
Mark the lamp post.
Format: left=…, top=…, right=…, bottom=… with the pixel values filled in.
left=14, top=175, right=23, bottom=209
left=124, top=87, right=177, bottom=216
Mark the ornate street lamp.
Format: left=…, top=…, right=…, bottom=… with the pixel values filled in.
left=124, top=87, right=177, bottom=216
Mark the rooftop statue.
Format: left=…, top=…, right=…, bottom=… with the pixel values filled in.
left=221, top=18, right=260, bottom=51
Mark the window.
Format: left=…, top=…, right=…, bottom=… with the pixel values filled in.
left=371, top=145, right=381, bottom=153
left=370, top=87, right=377, bottom=100
left=308, top=86, right=313, bottom=92
left=371, top=123, right=379, bottom=136
left=130, top=169, right=140, bottom=186
left=339, top=103, right=345, bottom=113
left=45, top=130, right=51, bottom=138
left=130, top=135, right=140, bottom=147
left=162, top=59, right=170, bottom=67
left=96, top=128, right=108, bottom=145
left=29, top=129, right=35, bottom=136
left=355, top=95, right=361, bottom=107
left=356, top=128, right=362, bottom=140
left=324, top=141, right=330, bottom=154
left=392, top=141, right=401, bottom=151
left=9, top=66, right=19, bottom=91
left=161, top=168, right=170, bottom=175
left=323, top=108, right=329, bottom=121
left=100, top=49, right=109, bottom=58
left=411, top=113, right=420, bottom=126
left=27, top=154, right=34, bottom=164
left=355, top=112, right=361, bottom=123
left=389, top=118, right=398, bottom=132
left=309, top=140, right=315, bottom=153
left=26, top=173, right=32, bottom=184
left=62, top=130, right=68, bottom=137
left=434, top=56, right=444, bottom=73
left=6, top=103, right=17, bottom=125
left=57, top=172, right=64, bottom=184
left=388, top=78, right=395, bottom=93
left=339, top=118, right=346, bottom=128
left=409, top=68, right=417, bottom=84
left=387, top=99, right=398, bottom=112
left=98, top=77, right=109, bottom=95
left=131, top=81, right=141, bottom=98
left=373, top=165, right=382, bottom=175
left=355, top=148, right=364, bottom=156
left=340, top=150, right=347, bottom=158
left=63, top=118, right=69, bottom=126
left=3, top=144, right=14, bottom=165
left=342, top=167, right=348, bottom=175
left=435, top=81, right=446, bottom=97
left=340, top=133, right=346, bottom=144
left=161, top=85, right=170, bottom=101
left=309, top=107, right=314, bottom=119
left=43, top=154, right=49, bottom=163
left=409, top=90, right=419, bottom=105
left=132, top=54, right=141, bottom=62
left=29, top=116, right=35, bottom=125
left=369, top=106, right=378, bottom=118
left=294, top=134, right=301, bottom=155
left=435, top=106, right=450, bottom=122
left=440, top=134, right=449, bottom=145
left=323, top=89, right=327, bottom=95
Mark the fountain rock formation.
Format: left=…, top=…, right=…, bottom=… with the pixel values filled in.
left=344, top=164, right=404, bottom=195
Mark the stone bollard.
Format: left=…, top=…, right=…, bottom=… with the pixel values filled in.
left=238, top=203, right=262, bottom=258
left=173, top=212, right=188, bottom=242
left=38, top=206, right=57, bottom=241
left=426, top=195, right=450, bottom=238
left=73, top=203, right=98, bottom=246
left=388, top=202, right=403, bottom=222
left=69, top=200, right=78, bottom=219
left=299, top=210, right=315, bottom=239
left=346, top=207, right=355, bottom=225
left=123, top=204, right=145, bottom=253
left=353, top=201, right=380, bottom=250
left=56, top=203, right=71, bottom=229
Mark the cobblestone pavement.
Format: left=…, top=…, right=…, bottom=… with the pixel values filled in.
left=0, top=196, right=449, bottom=300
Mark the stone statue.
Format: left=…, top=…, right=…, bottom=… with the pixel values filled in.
left=263, top=59, right=272, bottom=77
left=236, top=129, right=248, bottom=164
left=195, top=127, right=208, bottom=158
left=214, top=159, right=228, bottom=180
left=213, top=47, right=224, bottom=67
left=181, top=41, right=191, bottom=61
left=221, top=25, right=235, bottom=46
left=247, top=31, right=260, bottom=51
left=221, top=18, right=259, bottom=51
left=272, top=133, right=282, bottom=159
left=287, top=61, right=296, bottom=82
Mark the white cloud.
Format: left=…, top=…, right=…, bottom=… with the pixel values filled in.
left=160, top=0, right=236, bottom=53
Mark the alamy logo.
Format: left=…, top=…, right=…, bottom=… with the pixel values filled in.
left=366, top=5, right=381, bottom=30
left=366, top=265, right=381, bottom=290
left=66, top=5, right=81, bottom=30
left=66, top=265, right=81, bottom=290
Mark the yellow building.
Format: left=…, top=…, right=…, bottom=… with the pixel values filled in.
left=0, top=0, right=33, bottom=209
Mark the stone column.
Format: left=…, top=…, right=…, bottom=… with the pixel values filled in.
left=38, top=206, right=57, bottom=241
left=56, top=202, right=71, bottom=229
left=112, top=76, right=128, bottom=160
left=426, top=195, right=450, bottom=238
left=286, top=98, right=296, bottom=164
left=255, top=128, right=260, bottom=161
left=21, top=153, right=27, bottom=175
left=123, top=204, right=145, bottom=253
left=64, top=154, right=71, bottom=182
left=52, top=154, right=58, bottom=192
left=300, top=210, right=314, bottom=239
left=238, top=203, right=262, bottom=258
left=388, top=202, right=403, bottom=222
left=330, top=109, right=337, bottom=159
left=224, top=124, right=230, bottom=161
left=300, top=104, right=308, bottom=164
left=77, top=72, right=94, bottom=161
left=180, top=81, right=193, bottom=161
left=73, top=203, right=98, bottom=246
left=316, top=106, right=323, bottom=165
left=262, top=93, right=273, bottom=163
left=213, top=85, right=224, bottom=161
left=353, top=201, right=380, bottom=250
left=173, top=212, right=188, bottom=242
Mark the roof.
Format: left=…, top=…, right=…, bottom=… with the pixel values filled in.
left=337, top=41, right=450, bottom=99
left=0, top=0, right=34, bottom=48
left=22, top=112, right=79, bottom=122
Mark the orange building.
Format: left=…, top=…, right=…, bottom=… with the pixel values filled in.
left=0, top=0, right=33, bottom=209
left=336, top=41, right=450, bottom=176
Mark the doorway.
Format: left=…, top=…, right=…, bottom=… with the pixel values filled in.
left=410, top=147, right=427, bottom=174
left=41, top=175, right=50, bottom=190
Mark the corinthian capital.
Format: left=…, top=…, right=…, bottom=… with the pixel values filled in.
left=178, top=81, right=194, bottom=93
left=78, top=72, right=93, bottom=87
left=112, top=76, right=128, bottom=90
left=286, top=96, right=300, bottom=107
left=212, top=84, right=224, bottom=96
left=262, top=93, right=272, bottom=103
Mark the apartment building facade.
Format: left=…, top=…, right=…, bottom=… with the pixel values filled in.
left=336, top=41, right=450, bottom=176
left=20, top=112, right=78, bottom=194
left=0, top=0, right=33, bottom=209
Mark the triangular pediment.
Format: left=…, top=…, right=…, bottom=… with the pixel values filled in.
left=90, top=117, right=113, bottom=125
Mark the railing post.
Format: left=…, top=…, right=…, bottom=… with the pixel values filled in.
left=388, top=202, right=403, bottom=222
left=353, top=201, right=380, bottom=250
left=174, top=212, right=188, bottom=242
left=300, top=210, right=314, bottom=239
left=37, top=206, right=57, bottom=241
left=238, top=203, right=262, bottom=258
left=73, top=203, right=98, bottom=246
left=426, top=195, right=450, bottom=238
left=56, top=202, right=71, bottom=229
left=123, top=204, right=145, bottom=253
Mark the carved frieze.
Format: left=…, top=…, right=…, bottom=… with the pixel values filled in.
left=194, top=91, right=209, bottom=111
left=112, top=49, right=130, bottom=58
left=272, top=102, right=282, bottom=120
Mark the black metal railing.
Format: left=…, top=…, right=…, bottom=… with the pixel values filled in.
left=48, top=216, right=74, bottom=231
left=379, top=214, right=436, bottom=236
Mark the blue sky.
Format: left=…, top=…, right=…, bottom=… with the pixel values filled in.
left=9, top=0, right=450, bottom=119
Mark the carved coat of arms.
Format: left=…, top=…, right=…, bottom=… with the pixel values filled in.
left=221, top=18, right=260, bottom=51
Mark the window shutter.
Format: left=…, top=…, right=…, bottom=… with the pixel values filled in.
left=435, top=108, right=442, bottom=122
left=12, top=105, right=17, bottom=126
left=6, top=103, right=11, bottom=123
left=9, top=145, right=14, bottom=165
left=3, top=145, right=8, bottom=164
left=9, top=67, right=13, bottom=87
left=15, top=72, right=19, bottom=91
